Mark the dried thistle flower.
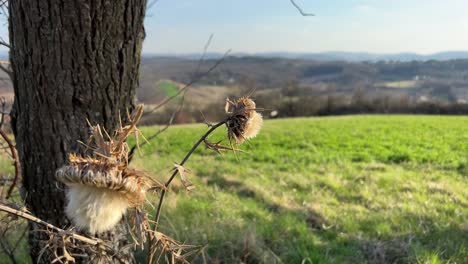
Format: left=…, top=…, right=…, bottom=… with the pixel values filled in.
left=55, top=105, right=160, bottom=234
left=225, top=97, right=263, bottom=144
left=204, top=139, right=244, bottom=154
left=174, top=164, right=194, bottom=192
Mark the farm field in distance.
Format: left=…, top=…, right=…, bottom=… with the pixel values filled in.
left=1, top=115, right=468, bottom=263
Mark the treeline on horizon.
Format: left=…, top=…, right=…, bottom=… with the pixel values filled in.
left=3, top=56, right=468, bottom=128
left=138, top=57, right=468, bottom=125
left=140, top=86, right=468, bottom=126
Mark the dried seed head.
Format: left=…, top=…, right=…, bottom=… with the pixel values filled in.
left=55, top=105, right=160, bottom=234
left=226, top=97, right=263, bottom=144
left=56, top=155, right=155, bottom=206
left=56, top=158, right=157, bottom=234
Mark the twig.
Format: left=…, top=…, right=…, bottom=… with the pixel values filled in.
left=198, top=110, right=212, bottom=127
left=194, top=34, right=214, bottom=76
left=146, top=0, right=160, bottom=16
left=147, top=0, right=159, bottom=9
left=154, top=119, right=226, bottom=223
left=0, top=176, right=13, bottom=184
left=0, top=63, right=11, bottom=78
left=128, top=95, right=184, bottom=163
left=0, top=97, right=6, bottom=129
left=290, top=0, right=314, bottom=16
left=144, top=49, right=231, bottom=116
left=147, top=119, right=227, bottom=264
left=0, top=40, right=9, bottom=49
left=0, top=215, right=19, bottom=264
left=0, top=129, right=20, bottom=199
left=128, top=38, right=226, bottom=162
left=204, top=139, right=244, bottom=154
left=0, top=203, right=122, bottom=258
left=0, top=238, right=17, bottom=264
left=0, top=0, right=7, bottom=18
left=12, top=226, right=28, bottom=253
left=0, top=204, right=101, bottom=246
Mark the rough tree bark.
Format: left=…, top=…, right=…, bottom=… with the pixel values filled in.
left=9, top=0, right=147, bottom=262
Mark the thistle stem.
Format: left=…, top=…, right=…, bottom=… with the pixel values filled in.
left=148, top=119, right=227, bottom=263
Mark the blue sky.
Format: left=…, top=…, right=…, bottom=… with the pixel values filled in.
left=144, top=0, right=468, bottom=54
left=0, top=1, right=466, bottom=55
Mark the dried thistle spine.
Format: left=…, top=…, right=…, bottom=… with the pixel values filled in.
left=226, top=97, right=263, bottom=144
left=55, top=105, right=159, bottom=234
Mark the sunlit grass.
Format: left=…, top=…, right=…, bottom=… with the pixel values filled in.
left=1, top=115, right=467, bottom=263
left=131, top=115, right=468, bottom=263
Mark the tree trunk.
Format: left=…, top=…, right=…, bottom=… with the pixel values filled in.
left=8, top=0, right=147, bottom=262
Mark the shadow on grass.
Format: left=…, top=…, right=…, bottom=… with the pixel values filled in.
left=193, top=173, right=468, bottom=264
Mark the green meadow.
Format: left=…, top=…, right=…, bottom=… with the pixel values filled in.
left=131, top=115, right=468, bottom=263
left=1, top=115, right=468, bottom=263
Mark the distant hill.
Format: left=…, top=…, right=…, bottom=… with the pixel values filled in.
left=3, top=52, right=468, bottom=116
left=144, top=51, right=468, bottom=62
left=138, top=55, right=468, bottom=111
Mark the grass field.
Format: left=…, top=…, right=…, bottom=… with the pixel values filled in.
left=1, top=115, right=468, bottom=263
left=130, top=115, right=468, bottom=263
left=159, top=81, right=180, bottom=98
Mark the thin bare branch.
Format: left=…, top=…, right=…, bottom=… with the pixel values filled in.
left=0, top=238, right=18, bottom=264
left=0, top=0, right=8, bottom=19
left=204, top=139, right=244, bottom=154
left=0, top=176, right=13, bottom=184
left=0, top=97, right=6, bottom=129
left=12, top=226, right=28, bottom=252
left=128, top=93, right=185, bottom=163
left=147, top=0, right=160, bottom=11
left=290, top=0, right=314, bottom=16
left=0, top=128, right=20, bottom=200
left=129, top=36, right=226, bottom=163
left=0, top=40, right=9, bottom=49
left=144, top=49, right=231, bottom=116
left=0, top=204, right=96, bottom=246
left=0, top=203, right=121, bottom=257
left=0, top=61, right=11, bottom=78
left=194, top=33, right=214, bottom=76
left=152, top=120, right=227, bottom=224
left=147, top=119, right=227, bottom=263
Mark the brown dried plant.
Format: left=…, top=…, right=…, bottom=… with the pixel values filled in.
left=203, top=139, right=244, bottom=154
left=0, top=97, right=19, bottom=201
left=147, top=96, right=263, bottom=263
left=55, top=105, right=163, bottom=234
left=225, top=97, right=263, bottom=144
left=0, top=94, right=263, bottom=263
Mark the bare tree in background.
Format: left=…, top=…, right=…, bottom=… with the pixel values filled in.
left=8, top=0, right=146, bottom=262
left=290, top=0, right=314, bottom=16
